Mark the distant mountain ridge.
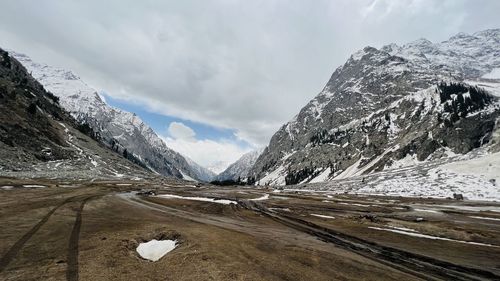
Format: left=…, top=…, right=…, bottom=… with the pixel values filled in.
left=11, top=51, right=215, bottom=181
left=250, top=29, right=500, bottom=185
left=215, top=148, right=263, bottom=182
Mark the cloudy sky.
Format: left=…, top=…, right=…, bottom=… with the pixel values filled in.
left=1, top=0, right=499, bottom=169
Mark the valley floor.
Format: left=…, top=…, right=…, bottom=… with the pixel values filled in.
left=1, top=178, right=500, bottom=280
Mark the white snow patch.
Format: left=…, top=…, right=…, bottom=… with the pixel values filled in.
left=351, top=48, right=367, bottom=61
left=250, top=194, right=269, bottom=201
left=269, top=207, right=291, bottom=212
left=23, top=185, right=47, bottom=188
left=338, top=202, right=372, bottom=207
left=180, top=171, right=197, bottom=182
left=310, top=168, right=332, bottom=183
left=413, top=208, right=441, bottom=214
left=368, top=227, right=498, bottom=247
left=469, top=216, right=500, bottom=222
left=482, top=68, right=500, bottom=79
left=310, top=214, right=335, bottom=219
left=387, top=226, right=418, bottom=232
left=157, top=194, right=237, bottom=205
left=335, top=158, right=363, bottom=180
left=259, top=164, right=287, bottom=186
left=1, top=186, right=14, bottom=190
left=136, top=239, right=177, bottom=262
left=386, top=154, right=421, bottom=170
left=441, top=151, right=500, bottom=189
left=435, top=204, right=500, bottom=212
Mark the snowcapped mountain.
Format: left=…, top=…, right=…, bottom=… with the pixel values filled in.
left=184, top=156, right=216, bottom=181
left=250, top=29, right=500, bottom=186
left=215, top=148, right=264, bottom=182
left=0, top=47, right=150, bottom=180
left=11, top=51, right=214, bottom=181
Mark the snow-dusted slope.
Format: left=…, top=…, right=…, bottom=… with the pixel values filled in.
left=215, top=148, right=264, bottom=182
left=184, top=156, right=216, bottom=182
left=251, top=29, right=500, bottom=186
left=0, top=47, right=150, bottom=180
left=285, top=150, right=500, bottom=201
left=11, top=51, right=214, bottom=181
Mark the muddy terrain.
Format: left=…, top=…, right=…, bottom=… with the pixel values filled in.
left=1, top=178, right=500, bottom=280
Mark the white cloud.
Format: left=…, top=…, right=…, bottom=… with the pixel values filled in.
left=167, top=121, right=195, bottom=140
left=163, top=121, right=251, bottom=170
left=0, top=0, right=498, bottom=146
left=162, top=136, right=251, bottom=170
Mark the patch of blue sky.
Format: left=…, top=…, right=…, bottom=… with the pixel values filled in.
left=101, top=93, right=251, bottom=148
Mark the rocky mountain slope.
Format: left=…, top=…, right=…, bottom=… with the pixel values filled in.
left=0, top=48, right=151, bottom=180
left=11, top=51, right=214, bottom=182
left=215, top=148, right=263, bottom=182
left=250, top=29, right=500, bottom=186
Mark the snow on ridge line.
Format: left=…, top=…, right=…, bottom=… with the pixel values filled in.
left=157, top=194, right=237, bottom=205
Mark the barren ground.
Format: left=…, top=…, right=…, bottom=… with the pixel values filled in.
left=1, top=177, right=500, bottom=280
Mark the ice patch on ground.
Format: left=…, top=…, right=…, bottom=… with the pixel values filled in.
left=310, top=214, right=335, bottom=219
left=368, top=227, right=498, bottom=248
left=22, top=185, right=47, bottom=188
left=469, top=216, right=500, bottom=221
left=136, top=239, right=177, bottom=261
left=250, top=194, right=269, bottom=201
left=269, top=207, right=291, bottom=212
left=441, top=151, right=500, bottom=188
left=157, top=194, right=237, bottom=205
left=413, top=208, right=441, bottom=214
left=387, top=226, right=418, bottom=232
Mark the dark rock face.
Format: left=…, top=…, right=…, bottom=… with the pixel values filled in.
left=0, top=48, right=74, bottom=165
left=250, top=29, right=500, bottom=185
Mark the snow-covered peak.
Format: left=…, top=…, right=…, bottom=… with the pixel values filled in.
left=382, top=30, right=500, bottom=78
left=216, top=148, right=264, bottom=181
left=251, top=29, right=500, bottom=186
left=11, top=51, right=214, bottom=182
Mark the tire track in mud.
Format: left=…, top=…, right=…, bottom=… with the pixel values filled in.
left=0, top=197, right=76, bottom=272
left=241, top=201, right=500, bottom=281
left=66, top=196, right=95, bottom=281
